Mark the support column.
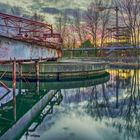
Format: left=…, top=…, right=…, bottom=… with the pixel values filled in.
left=12, top=60, right=17, bottom=121
left=19, top=79, right=22, bottom=95
left=35, top=61, right=40, bottom=95
left=36, top=80, right=40, bottom=95
left=35, top=61, right=39, bottom=81
left=13, top=60, right=16, bottom=96
left=18, top=62, right=22, bottom=79
left=18, top=63, right=22, bottom=95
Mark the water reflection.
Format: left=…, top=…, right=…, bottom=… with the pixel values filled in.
left=0, top=73, right=109, bottom=140
left=1, top=69, right=140, bottom=140
left=21, top=69, right=140, bottom=140
left=0, top=81, right=63, bottom=140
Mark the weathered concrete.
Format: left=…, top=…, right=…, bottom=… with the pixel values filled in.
left=40, top=63, right=106, bottom=73
left=0, top=61, right=107, bottom=80
left=0, top=58, right=108, bottom=81
left=0, top=36, right=60, bottom=60
left=0, top=62, right=107, bottom=73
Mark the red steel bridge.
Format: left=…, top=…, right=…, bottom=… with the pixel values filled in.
left=0, top=12, right=62, bottom=92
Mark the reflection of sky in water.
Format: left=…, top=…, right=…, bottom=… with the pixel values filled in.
left=39, top=109, right=122, bottom=140
left=21, top=88, right=138, bottom=140
left=19, top=69, right=140, bottom=140
left=21, top=104, right=121, bottom=140
left=0, top=87, right=19, bottom=106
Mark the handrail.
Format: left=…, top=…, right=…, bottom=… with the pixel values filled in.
left=0, top=12, right=62, bottom=49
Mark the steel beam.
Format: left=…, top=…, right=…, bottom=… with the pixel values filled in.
left=0, top=12, right=62, bottom=49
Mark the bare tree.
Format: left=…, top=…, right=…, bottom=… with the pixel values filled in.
left=73, top=9, right=87, bottom=44
left=100, top=9, right=110, bottom=48
left=55, top=11, right=81, bottom=50
left=31, top=12, right=45, bottom=21
left=55, top=12, right=70, bottom=48
left=116, top=0, right=140, bottom=54
left=85, top=2, right=101, bottom=48
left=85, top=0, right=111, bottom=49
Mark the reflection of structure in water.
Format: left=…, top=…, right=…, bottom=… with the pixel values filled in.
left=109, top=69, right=131, bottom=80
left=0, top=87, right=62, bottom=140
left=1, top=72, right=110, bottom=90
left=117, top=70, right=131, bottom=80
left=0, top=72, right=110, bottom=140
left=27, top=90, right=63, bottom=133
left=86, top=69, right=140, bottom=140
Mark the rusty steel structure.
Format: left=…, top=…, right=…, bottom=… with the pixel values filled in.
left=0, top=12, right=62, bottom=94
left=0, top=12, right=62, bottom=61
left=0, top=12, right=62, bottom=49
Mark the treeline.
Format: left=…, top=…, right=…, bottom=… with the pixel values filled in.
left=54, top=0, right=140, bottom=49
left=0, top=0, right=139, bottom=50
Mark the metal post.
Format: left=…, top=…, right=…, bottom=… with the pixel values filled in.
left=13, top=60, right=17, bottom=121
left=13, top=60, right=16, bottom=96
left=36, top=80, right=40, bottom=95
left=19, top=78, right=22, bottom=95
left=19, top=62, right=22, bottom=95
left=35, top=61, right=39, bottom=81
left=13, top=95, right=17, bottom=121
left=18, top=62, right=22, bottom=79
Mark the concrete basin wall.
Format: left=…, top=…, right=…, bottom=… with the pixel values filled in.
left=0, top=36, right=59, bottom=60
left=0, top=62, right=106, bottom=73
left=39, top=63, right=106, bottom=73
left=0, top=60, right=107, bottom=80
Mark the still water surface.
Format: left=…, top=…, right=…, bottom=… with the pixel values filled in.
left=1, top=69, right=140, bottom=140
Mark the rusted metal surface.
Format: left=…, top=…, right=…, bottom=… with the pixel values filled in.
left=0, top=57, right=57, bottom=64
left=0, top=37, right=61, bottom=60
left=12, top=60, right=16, bottom=96
left=0, top=12, right=62, bottom=61
left=35, top=61, right=39, bottom=81
left=0, top=12, right=62, bottom=48
left=0, top=12, right=62, bottom=92
left=18, top=63, right=22, bottom=79
left=12, top=60, right=17, bottom=121
left=0, top=30, right=61, bottom=61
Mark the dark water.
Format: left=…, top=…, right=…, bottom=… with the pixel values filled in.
left=0, top=69, right=140, bottom=140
